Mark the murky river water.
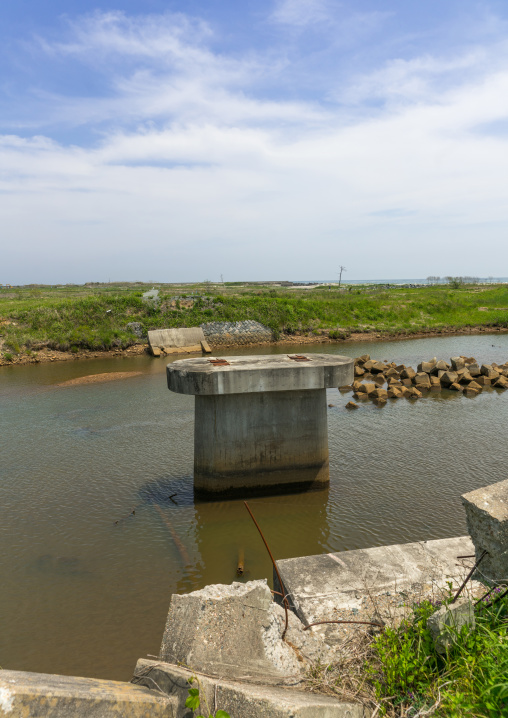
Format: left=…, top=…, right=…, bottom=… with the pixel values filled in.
left=1, top=334, right=508, bottom=680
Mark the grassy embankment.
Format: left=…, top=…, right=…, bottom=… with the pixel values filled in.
left=1, top=282, right=508, bottom=360
left=309, top=588, right=508, bottom=716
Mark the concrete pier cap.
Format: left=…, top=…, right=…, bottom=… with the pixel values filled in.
left=167, top=353, right=354, bottom=497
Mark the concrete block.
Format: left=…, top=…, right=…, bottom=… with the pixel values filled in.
left=167, top=354, right=353, bottom=495
left=200, top=339, right=212, bottom=353
left=133, top=659, right=366, bottom=718
left=440, top=371, right=459, bottom=386
left=148, top=327, right=205, bottom=350
left=193, top=389, right=329, bottom=495
left=427, top=599, right=475, bottom=654
left=0, top=669, right=175, bottom=717
left=167, top=354, right=354, bottom=396
left=159, top=580, right=330, bottom=681
left=163, top=345, right=202, bottom=355
left=275, top=536, right=475, bottom=647
left=462, top=479, right=508, bottom=583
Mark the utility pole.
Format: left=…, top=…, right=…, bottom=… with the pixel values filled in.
left=338, top=266, right=346, bottom=289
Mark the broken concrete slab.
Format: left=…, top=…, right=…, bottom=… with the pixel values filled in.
left=148, top=327, right=205, bottom=351
left=275, top=536, right=476, bottom=646
left=427, top=598, right=475, bottom=654
left=133, top=659, right=366, bottom=718
left=462, top=479, right=508, bottom=584
left=0, top=669, right=175, bottom=717
left=162, top=345, right=202, bottom=355
left=159, top=580, right=330, bottom=682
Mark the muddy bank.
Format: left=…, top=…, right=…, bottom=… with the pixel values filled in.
left=0, top=343, right=147, bottom=367
left=2, top=325, right=508, bottom=368
left=57, top=371, right=143, bottom=387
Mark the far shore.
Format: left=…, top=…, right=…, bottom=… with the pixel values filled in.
left=2, top=324, right=508, bottom=368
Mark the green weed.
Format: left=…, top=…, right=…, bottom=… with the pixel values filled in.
left=368, top=593, right=508, bottom=717
left=186, top=676, right=230, bottom=718
left=1, top=282, right=508, bottom=354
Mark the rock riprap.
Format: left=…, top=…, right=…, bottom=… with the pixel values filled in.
left=340, top=354, right=508, bottom=404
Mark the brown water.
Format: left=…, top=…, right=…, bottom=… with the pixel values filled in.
left=2, top=335, right=508, bottom=680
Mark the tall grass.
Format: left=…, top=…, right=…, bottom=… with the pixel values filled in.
left=1, top=283, right=508, bottom=354
left=368, top=592, right=508, bottom=716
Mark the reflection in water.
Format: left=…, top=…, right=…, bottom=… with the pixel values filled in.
left=27, top=554, right=93, bottom=578
left=1, top=333, right=508, bottom=680
left=192, top=488, right=330, bottom=590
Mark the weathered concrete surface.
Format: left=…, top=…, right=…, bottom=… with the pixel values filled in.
left=275, top=536, right=475, bottom=646
left=427, top=598, right=475, bottom=654
left=462, top=479, right=508, bottom=583
left=148, top=327, right=205, bottom=351
left=134, top=659, right=366, bottom=718
left=166, top=354, right=354, bottom=396
left=159, top=580, right=331, bottom=682
left=167, top=354, right=353, bottom=495
left=0, top=670, right=175, bottom=717
left=162, top=345, right=202, bottom=355
left=194, top=389, right=329, bottom=494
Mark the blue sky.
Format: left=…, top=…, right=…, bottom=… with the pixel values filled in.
left=2, top=1, right=508, bottom=283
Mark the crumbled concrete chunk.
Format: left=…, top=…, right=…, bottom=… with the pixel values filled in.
left=462, top=479, right=508, bottom=584
left=159, top=580, right=331, bottom=682
left=427, top=599, right=475, bottom=654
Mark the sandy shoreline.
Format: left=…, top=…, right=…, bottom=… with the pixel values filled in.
left=1, top=325, right=508, bottom=368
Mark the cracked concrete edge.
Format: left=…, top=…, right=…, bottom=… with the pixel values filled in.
left=133, top=659, right=368, bottom=718
left=0, top=669, right=176, bottom=717
left=274, top=536, right=476, bottom=627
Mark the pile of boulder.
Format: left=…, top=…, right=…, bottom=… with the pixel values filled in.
left=341, top=354, right=508, bottom=405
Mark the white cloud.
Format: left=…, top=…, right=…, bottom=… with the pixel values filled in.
left=3, top=9, right=508, bottom=282
left=339, top=47, right=504, bottom=106
left=271, top=0, right=332, bottom=27
left=40, top=11, right=212, bottom=62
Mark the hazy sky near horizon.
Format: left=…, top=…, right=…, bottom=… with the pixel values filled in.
left=2, top=1, right=508, bottom=284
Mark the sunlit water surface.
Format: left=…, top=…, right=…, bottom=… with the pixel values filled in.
left=2, top=334, right=508, bottom=679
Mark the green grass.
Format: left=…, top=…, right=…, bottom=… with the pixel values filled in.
left=368, top=591, right=508, bottom=717
left=1, top=282, right=508, bottom=354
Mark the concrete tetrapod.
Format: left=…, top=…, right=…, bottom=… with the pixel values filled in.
left=166, top=354, right=354, bottom=497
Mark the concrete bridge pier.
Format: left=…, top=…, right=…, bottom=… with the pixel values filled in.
left=167, top=354, right=354, bottom=497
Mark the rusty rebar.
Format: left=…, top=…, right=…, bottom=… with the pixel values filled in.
left=303, top=619, right=384, bottom=630
left=474, top=585, right=497, bottom=607
left=476, top=583, right=508, bottom=609
left=487, top=584, right=508, bottom=607
left=244, top=501, right=289, bottom=640
left=451, top=550, right=487, bottom=604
